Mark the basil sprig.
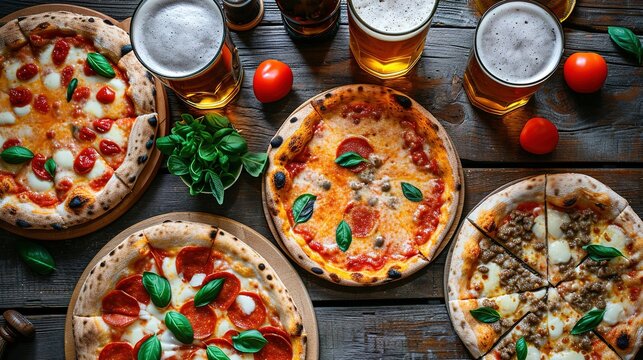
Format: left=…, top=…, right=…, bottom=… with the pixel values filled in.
left=66, top=78, right=78, bottom=102
left=516, top=337, right=527, bottom=360
left=335, top=151, right=368, bottom=168
left=142, top=272, right=171, bottom=307
left=156, top=113, right=267, bottom=204
left=469, top=307, right=500, bottom=323
left=138, top=334, right=161, bottom=360
left=1, top=146, right=34, bottom=164
left=292, top=194, right=316, bottom=224
left=207, top=345, right=231, bottom=360
left=86, top=52, right=116, bottom=78
left=45, top=158, right=56, bottom=178
left=194, top=278, right=225, bottom=307
left=16, top=240, right=55, bottom=275
left=232, top=330, right=267, bottom=353
left=608, top=26, right=642, bottom=65
left=582, top=244, right=625, bottom=261
left=336, top=220, right=352, bottom=252
left=165, top=311, right=194, bottom=344
left=571, top=308, right=606, bottom=335
left=401, top=182, right=423, bottom=202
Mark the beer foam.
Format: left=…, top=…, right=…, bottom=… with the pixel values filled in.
left=132, top=0, right=224, bottom=78
left=351, top=0, right=437, bottom=35
left=476, top=1, right=563, bottom=85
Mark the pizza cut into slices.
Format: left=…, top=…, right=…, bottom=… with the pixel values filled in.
left=449, top=289, right=546, bottom=358
left=546, top=173, right=629, bottom=284
left=467, top=175, right=547, bottom=277
left=482, top=310, right=548, bottom=360
left=447, top=221, right=547, bottom=300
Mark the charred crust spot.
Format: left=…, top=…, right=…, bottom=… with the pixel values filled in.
left=109, top=249, right=116, bottom=256
left=128, top=176, right=136, bottom=183
left=102, top=205, right=109, bottom=211
left=9, top=208, right=16, bottom=215
left=258, top=263, right=266, bottom=270
left=393, top=94, right=412, bottom=109
left=37, top=22, right=50, bottom=30
left=69, top=195, right=88, bottom=209
left=595, top=202, right=606, bottom=210
left=351, top=272, right=363, bottom=281
left=456, top=183, right=462, bottom=191
left=267, top=275, right=273, bottom=280
left=329, top=273, right=340, bottom=283
left=297, top=323, right=304, bottom=335
left=311, top=267, right=323, bottom=275
left=273, top=171, right=286, bottom=189
left=146, top=72, right=154, bottom=82
left=147, top=116, right=158, bottom=127
left=233, top=237, right=239, bottom=241
left=152, top=87, right=157, bottom=97
left=100, top=261, right=106, bottom=267
left=431, top=123, right=439, bottom=131
left=209, top=230, right=217, bottom=239
left=387, top=268, right=402, bottom=279
left=17, top=16, right=26, bottom=21
left=325, top=93, right=332, bottom=98
left=357, top=86, right=363, bottom=92
left=88, top=17, right=95, bottom=23
left=289, top=117, right=298, bottom=123
left=563, top=198, right=577, bottom=207
left=51, top=223, right=63, bottom=231
left=319, top=105, right=327, bottom=111
left=163, top=220, right=172, bottom=223
left=270, top=136, right=283, bottom=148
left=616, top=333, right=629, bottom=349
left=16, top=219, right=31, bottom=228
left=146, top=139, right=154, bottom=149
left=120, top=44, right=132, bottom=56
left=103, top=19, right=114, bottom=26
left=298, top=255, right=303, bottom=260
left=137, top=155, right=148, bottom=164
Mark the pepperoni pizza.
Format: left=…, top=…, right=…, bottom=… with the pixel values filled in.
left=0, top=11, right=157, bottom=230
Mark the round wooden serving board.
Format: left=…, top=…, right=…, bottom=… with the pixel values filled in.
left=0, top=4, right=170, bottom=240
left=64, top=212, right=319, bottom=360
left=262, top=85, right=465, bottom=286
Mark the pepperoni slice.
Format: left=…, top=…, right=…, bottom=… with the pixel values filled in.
left=205, top=337, right=234, bottom=349
left=149, top=247, right=169, bottom=276
left=99, top=342, right=134, bottom=360
left=115, top=274, right=150, bottom=305
left=51, top=39, right=70, bottom=65
left=3, top=138, right=21, bottom=150
left=222, top=330, right=239, bottom=344
left=179, top=300, right=216, bottom=340
left=133, top=334, right=152, bottom=356
left=344, top=202, right=378, bottom=237
left=83, top=59, right=96, bottom=76
left=259, top=326, right=290, bottom=341
left=96, top=86, right=116, bottom=104
left=8, top=87, right=32, bottom=107
left=72, top=86, right=91, bottom=102
left=93, top=118, right=113, bottom=133
left=31, top=154, right=52, bottom=181
left=78, top=127, right=97, bottom=141
left=101, top=290, right=140, bottom=327
left=33, top=94, right=50, bottom=113
left=16, top=63, right=38, bottom=81
left=175, top=246, right=213, bottom=282
left=74, top=147, right=98, bottom=175
left=336, top=137, right=373, bottom=173
left=61, top=65, right=74, bottom=86
left=253, top=333, right=293, bottom=360
left=227, top=292, right=266, bottom=330
left=201, top=272, right=241, bottom=310
left=99, top=139, right=121, bottom=156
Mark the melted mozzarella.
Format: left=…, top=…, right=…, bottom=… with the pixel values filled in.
left=103, top=125, right=126, bottom=145
left=43, top=72, right=61, bottom=89
left=53, top=150, right=74, bottom=169
left=4, top=61, right=20, bottom=82
left=548, top=315, right=564, bottom=339
left=190, top=273, right=206, bottom=287
left=161, top=256, right=195, bottom=306
left=83, top=99, right=104, bottom=118
left=216, top=318, right=237, bottom=337
left=86, top=158, right=107, bottom=180
left=549, top=350, right=584, bottom=360
left=473, top=262, right=501, bottom=297
left=0, top=112, right=16, bottom=125
left=495, top=294, right=520, bottom=315
left=26, top=171, right=53, bottom=192
left=532, top=214, right=546, bottom=240
left=67, top=47, right=86, bottom=64
left=18, top=126, right=33, bottom=137
left=603, top=302, right=624, bottom=325
left=160, top=330, right=183, bottom=359
left=600, top=225, right=628, bottom=252
left=108, top=78, right=127, bottom=95
left=525, top=345, right=541, bottom=360
left=39, top=45, right=54, bottom=65
left=549, top=240, right=572, bottom=264
left=548, top=210, right=570, bottom=239
left=236, top=294, right=256, bottom=315
left=13, top=105, right=31, bottom=117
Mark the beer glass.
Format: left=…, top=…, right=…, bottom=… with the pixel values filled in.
left=130, top=0, right=243, bottom=109
left=347, top=0, right=439, bottom=79
left=276, top=0, right=341, bottom=40
left=463, top=0, right=564, bottom=115
left=474, top=0, right=576, bottom=21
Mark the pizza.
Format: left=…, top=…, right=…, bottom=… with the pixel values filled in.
left=447, top=173, right=642, bottom=359
left=0, top=11, right=157, bottom=230
left=72, top=221, right=306, bottom=360
left=264, top=84, right=462, bottom=285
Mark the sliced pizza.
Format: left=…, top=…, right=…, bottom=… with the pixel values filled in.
left=482, top=311, right=548, bottom=360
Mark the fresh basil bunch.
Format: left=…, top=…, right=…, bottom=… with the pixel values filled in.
left=156, top=113, right=267, bottom=204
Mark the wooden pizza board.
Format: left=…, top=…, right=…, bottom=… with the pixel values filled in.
left=64, top=212, right=319, bottom=360
left=261, top=85, right=465, bottom=286
left=0, top=5, right=170, bottom=240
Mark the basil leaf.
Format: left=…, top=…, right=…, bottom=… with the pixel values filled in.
left=142, top=272, right=171, bottom=307
left=156, top=135, right=179, bottom=155
left=582, top=244, right=626, bottom=261
left=189, top=158, right=203, bottom=183
left=401, top=182, right=423, bottom=202
left=86, top=52, right=115, bottom=78
left=189, top=179, right=206, bottom=196
left=206, top=170, right=225, bottom=205
left=16, top=240, right=55, bottom=275
left=1, top=146, right=34, bottom=164
left=66, top=78, right=78, bottom=102
left=241, top=152, right=267, bottom=177
left=181, top=113, right=195, bottom=124
left=571, top=308, right=606, bottom=335
left=608, top=26, right=643, bottom=65
left=165, top=311, right=194, bottom=344
left=516, top=337, right=527, bottom=360
left=205, top=113, right=230, bottom=129
left=138, top=334, right=161, bottom=360
left=199, top=143, right=218, bottom=162
left=207, top=345, right=231, bottom=360
left=232, top=330, right=267, bottom=353
left=335, top=151, right=368, bottom=168
left=172, top=123, right=191, bottom=137
left=167, top=155, right=189, bottom=176
left=194, top=278, right=225, bottom=307
left=200, top=130, right=214, bottom=144
left=292, top=194, right=316, bottom=224
left=218, top=153, right=230, bottom=172
left=336, top=220, right=352, bottom=252
left=220, top=133, right=248, bottom=154
left=469, top=307, right=500, bottom=323
left=44, top=158, right=56, bottom=178
left=179, top=141, right=197, bottom=158
left=213, top=127, right=234, bottom=141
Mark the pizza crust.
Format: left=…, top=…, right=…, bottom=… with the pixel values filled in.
left=0, top=19, right=28, bottom=54
left=142, top=220, right=218, bottom=250
left=447, top=220, right=488, bottom=300
left=0, top=196, right=64, bottom=230
left=72, top=316, right=111, bottom=360
left=449, top=299, right=496, bottom=358
left=114, top=113, right=158, bottom=187
left=118, top=52, right=156, bottom=114
left=546, top=173, right=628, bottom=219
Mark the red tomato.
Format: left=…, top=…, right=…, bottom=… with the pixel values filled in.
left=253, top=60, right=293, bottom=103
left=83, top=60, right=96, bottom=76
left=78, top=126, right=97, bottom=141
left=52, top=39, right=70, bottom=65
left=74, top=148, right=98, bottom=175
left=520, top=117, right=559, bottom=155
left=34, top=94, right=50, bottom=113
left=99, top=139, right=121, bottom=155
left=2, top=138, right=21, bottom=150
left=93, top=118, right=113, bottom=133
left=16, top=63, right=39, bottom=81
left=563, top=52, right=608, bottom=93
left=31, top=154, right=52, bottom=181
left=61, top=66, right=74, bottom=86
left=72, top=86, right=91, bottom=102
left=8, top=87, right=33, bottom=107
left=96, top=86, right=116, bottom=104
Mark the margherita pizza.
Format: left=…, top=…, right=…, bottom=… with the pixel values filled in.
left=72, top=221, right=306, bottom=360
left=0, top=11, right=157, bottom=230
left=265, top=85, right=462, bottom=285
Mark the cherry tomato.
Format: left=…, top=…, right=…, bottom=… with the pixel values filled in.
left=96, top=86, right=116, bottom=104
left=78, top=126, right=97, bottom=141
left=8, top=87, right=33, bottom=107
left=83, top=60, right=96, bottom=76
left=34, top=94, right=50, bottom=113
left=16, top=63, right=39, bottom=81
left=31, top=154, right=52, bottom=181
left=72, top=86, right=91, bottom=102
left=61, top=66, right=74, bottom=86
left=52, top=39, right=70, bottom=65
left=520, top=117, right=559, bottom=155
left=253, top=60, right=293, bottom=103
left=74, top=147, right=98, bottom=175
left=2, top=138, right=21, bottom=150
left=563, top=52, right=608, bottom=93
left=93, top=118, right=114, bottom=133
left=99, top=139, right=121, bottom=155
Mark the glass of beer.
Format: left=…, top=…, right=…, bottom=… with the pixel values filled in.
left=130, top=0, right=243, bottom=109
left=463, top=0, right=564, bottom=115
left=474, top=0, right=575, bottom=21
left=276, top=0, right=341, bottom=40
left=347, top=0, right=439, bottom=79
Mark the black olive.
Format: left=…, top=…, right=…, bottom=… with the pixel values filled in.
left=69, top=196, right=87, bottom=209
left=274, top=171, right=286, bottom=189
left=270, top=136, right=283, bottom=148
left=617, top=333, right=630, bottom=349
left=311, top=267, right=323, bottom=275
left=16, top=219, right=31, bottom=228
left=393, top=94, right=412, bottom=109
left=387, top=268, right=402, bottom=279
left=120, top=44, right=133, bottom=56
left=147, top=115, right=158, bottom=127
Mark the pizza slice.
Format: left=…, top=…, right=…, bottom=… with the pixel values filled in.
left=482, top=310, right=548, bottom=360
left=449, top=289, right=546, bottom=357
left=447, top=221, right=547, bottom=300
left=467, top=175, right=547, bottom=276
left=546, top=173, right=628, bottom=284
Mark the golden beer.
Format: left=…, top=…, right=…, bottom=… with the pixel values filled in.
left=474, top=0, right=576, bottom=21
left=463, top=0, right=564, bottom=115
left=131, top=0, right=243, bottom=109
left=347, top=0, right=439, bottom=79
left=276, top=0, right=341, bottom=39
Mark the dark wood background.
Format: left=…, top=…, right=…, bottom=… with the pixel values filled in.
left=0, top=0, right=641, bottom=358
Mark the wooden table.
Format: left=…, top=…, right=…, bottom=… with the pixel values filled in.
left=0, top=1, right=641, bottom=358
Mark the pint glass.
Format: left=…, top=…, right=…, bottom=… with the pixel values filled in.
left=474, top=0, right=576, bottom=21
left=276, top=0, right=341, bottom=40
left=130, top=0, right=243, bottom=109
left=463, top=0, right=564, bottom=115
left=347, top=0, right=439, bottom=79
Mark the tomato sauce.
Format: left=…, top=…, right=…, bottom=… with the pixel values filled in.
left=285, top=147, right=311, bottom=178
left=346, top=253, right=386, bottom=271
left=340, top=102, right=382, bottom=122
left=90, top=170, right=114, bottom=191
left=414, top=179, right=445, bottom=245
left=26, top=192, right=58, bottom=207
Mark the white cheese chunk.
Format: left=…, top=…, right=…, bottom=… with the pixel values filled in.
left=0, top=112, right=16, bottom=125
left=13, top=105, right=31, bottom=117
left=83, top=99, right=104, bottom=118
left=53, top=150, right=74, bottom=170
left=473, top=262, right=501, bottom=298
left=43, top=72, right=62, bottom=89
left=548, top=315, right=564, bottom=339
left=548, top=240, right=572, bottom=265
left=548, top=209, right=570, bottom=239
left=525, top=345, right=541, bottom=360
left=39, top=45, right=54, bottom=65
left=66, top=47, right=86, bottom=64
left=236, top=294, right=256, bottom=316
left=600, top=225, right=628, bottom=252
left=189, top=273, right=206, bottom=287
left=4, top=61, right=21, bottom=82
left=496, top=293, right=520, bottom=316
left=216, top=318, right=236, bottom=337
left=108, top=78, right=127, bottom=95
left=603, top=302, right=624, bottom=325
left=26, top=170, right=53, bottom=192
left=549, top=350, right=585, bottom=360
left=532, top=214, right=546, bottom=240
left=18, top=126, right=33, bottom=137
left=103, top=125, right=126, bottom=145
left=160, top=330, right=182, bottom=354
left=86, top=158, right=107, bottom=180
